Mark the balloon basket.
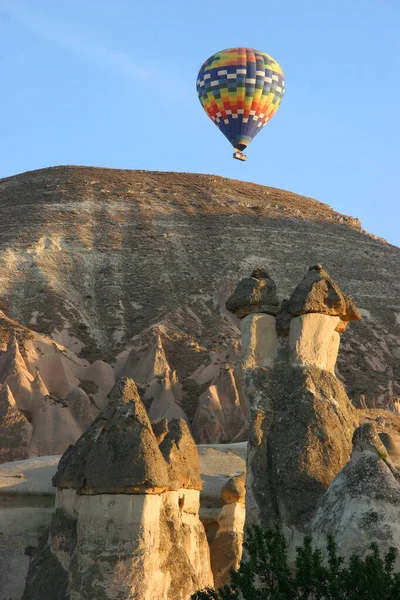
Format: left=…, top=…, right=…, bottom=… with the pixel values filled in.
left=233, top=151, right=246, bottom=162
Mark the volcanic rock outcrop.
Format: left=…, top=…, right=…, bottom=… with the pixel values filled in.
left=0, top=166, right=399, bottom=423
left=312, top=422, right=400, bottom=565
left=192, top=365, right=248, bottom=444
left=0, top=382, right=32, bottom=462
left=0, top=310, right=114, bottom=461
left=0, top=443, right=246, bottom=600
left=210, top=472, right=246, bottom=587
left=228, top=266, right=360, bottom=534
left=22, top=378, right=213, bottom=600
left=115, top=331, right=188, bottom=425
left=114, top=326, right=248, bottom=445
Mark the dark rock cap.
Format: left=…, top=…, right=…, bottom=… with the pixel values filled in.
left=221, top=472, right=246, bottom=504
left=286, top=266, right=361, bottom=328
left=107, top=377, right=140, bottom=407
left=226, top=267, right=279, bottom=318
left=53, top=377, right=170, bottom=494
left=159, top=418, right=202, bottom=491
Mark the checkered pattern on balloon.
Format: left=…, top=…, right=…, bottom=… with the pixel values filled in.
left=196, top=48, right=285, bottom=152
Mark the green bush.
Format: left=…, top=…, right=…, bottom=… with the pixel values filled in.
left=191, top=525, right=400, bottom=600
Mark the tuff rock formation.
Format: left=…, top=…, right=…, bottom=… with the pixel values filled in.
left=286, top=264, right=361, bottom=371
left=1, top=166, right=399, bottom=453
left=229, top=266, right=360, bottom=537
left=0, top=310, right=114, bottom=461
left=22, top=378, right=213, bottom=600
left=0, top=444, right=246, bottom=600
left=192, top=365, right=248, bottom=444
left=0, top=166, right=399, bottom=422
left=2, top=261, right=400, bottom=598
left=312, top=423, right=400, bottom=565
left=114, top=327, right=248, bottom=446
left=210, top=472, right=246, bottom=587
left=0, top=383, right=32, bottom=462
left=0, top=164, right=399, bottom=595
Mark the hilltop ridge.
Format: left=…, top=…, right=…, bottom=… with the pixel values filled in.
left=0, top=165, right=366, bottom=229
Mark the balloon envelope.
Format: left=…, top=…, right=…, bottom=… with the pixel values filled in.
left=196, top=47, right=285, bottom=153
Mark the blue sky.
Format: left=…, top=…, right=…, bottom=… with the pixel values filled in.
left=1, top=0, right=399, bottom=246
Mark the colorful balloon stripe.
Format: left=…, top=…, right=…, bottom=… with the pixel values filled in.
left=196, top=47, right=284, bottom=152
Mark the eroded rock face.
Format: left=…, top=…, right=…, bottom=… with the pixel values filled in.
left=54, top=378, right=170, bottom=495
left=211, top=503, right=245, bottom=588
left=246, top=364, right=359, bottom=530
left=192, top=366, right=248, bottom=444
left=289, top=314, right=341, bottom=372
left=312, top=423, right=400, bottom=565
left=380, top=431, right=400, bottom=468
left=159, top=418, right=202, bottom=490
left=0, top=383, right=32, bottom=462
left=0, top=166, right=398, bottom=415
left=210, top=472, right=246, bottom=588
left=115, top=328, right=249, bottom=446
left=244, top=267, right=359, bottom=534
left=0, top=311, right=113, bottom=461
left=240, top=314, right=277, bottom=369
left=23, top=378, right=213, bottom=600
left=0, top=444, right=247, bottom=600
left=0, top=456, right=58, bottom=600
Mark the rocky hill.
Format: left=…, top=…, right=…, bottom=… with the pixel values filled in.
left=0, top=166, right=399, bottom=432
left=3, top=265, right=400, bottom=600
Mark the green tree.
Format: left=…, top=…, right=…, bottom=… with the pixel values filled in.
left=191, top=525, right=400, bottom=600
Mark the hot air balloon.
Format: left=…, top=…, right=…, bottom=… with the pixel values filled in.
left=196, top=47, right=285, bottom=161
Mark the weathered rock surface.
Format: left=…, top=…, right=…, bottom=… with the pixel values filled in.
left=244, top=267, right=359, bottom=533
left=0, top=166, right=398, bottom=414
left=246, top=365, right=359, bottom=530
left=53, top=378, right=170, bottom=494
left=159, top=417, right=203, bottom=490
left=211, top=503, right=245, bottom=588
left=312, top=423, right=400, bottom=565
left=192, top=365, right=248, bottom=444
left=114, top=327, right=249, bottom=445
left=225, top=268, right=279, bottom=318
left=210, top=472, right=246, bottom=587
left=239, top=313, right=277, bottom=369
left=379, top=431, right=400, bottom=468
left=286, top=264, right=361, bottom=328
left=286, top=266, right=360, bottom=371
left=0, top=311, right=113, bottom=462
left=22, top=378, right=213, bottom=600
left=221, top=472, right=246, bottom=505
left=0, top=383, right=32, bottom=462
left=356, top=409, right=400, bottom=469
left=0, top=443, right=246, bottom=600
left=289, top=313, right=341, bottom=372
